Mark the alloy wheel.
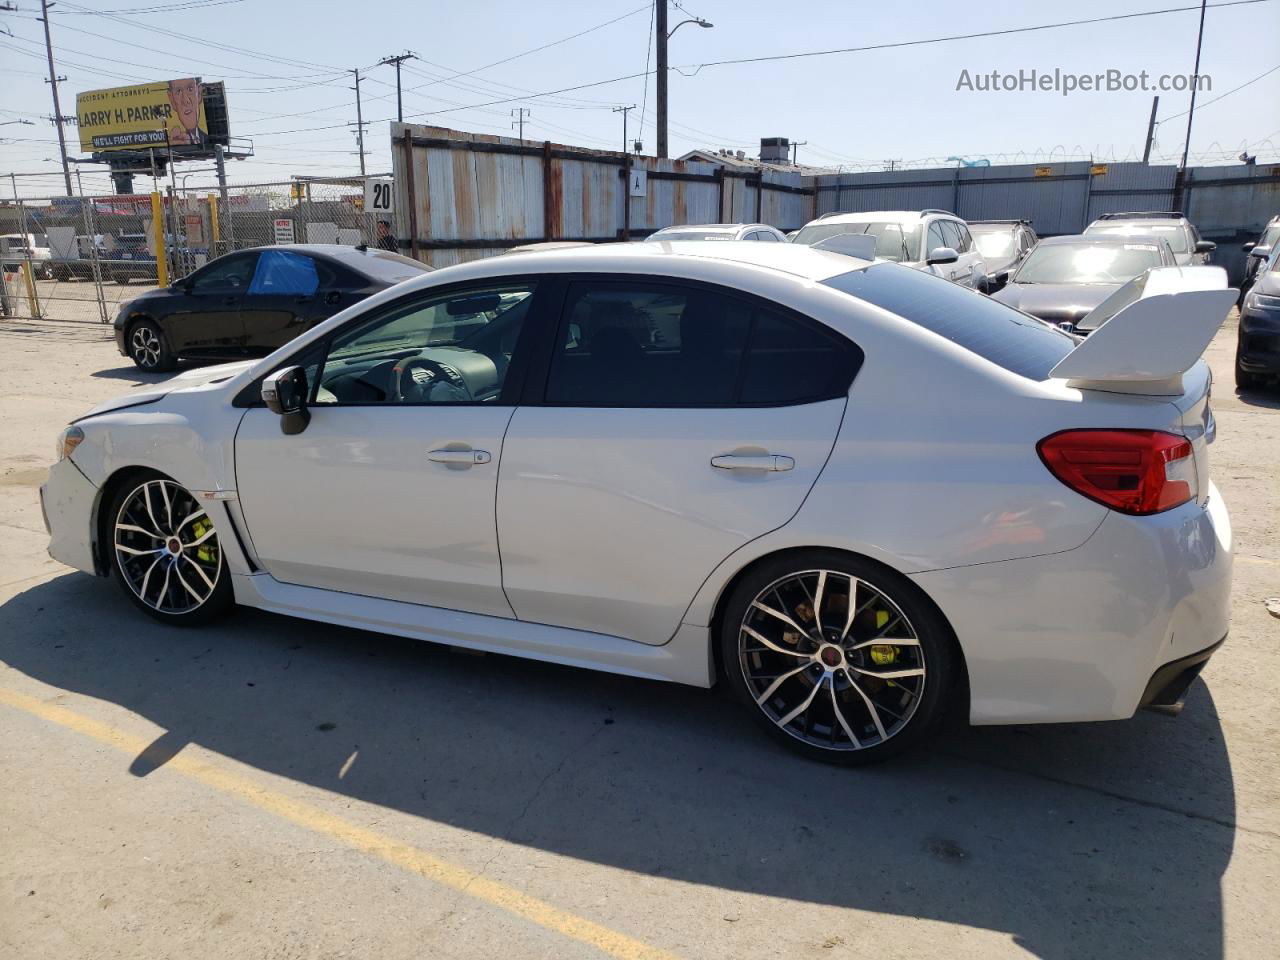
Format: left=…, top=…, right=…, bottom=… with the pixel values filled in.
left=738, top=569, right=926, bottom=751
left=130, top=325, right=162, bottom=369
left=114, top=479, right=221, bottom=615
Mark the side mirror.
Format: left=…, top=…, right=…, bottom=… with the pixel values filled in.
left=1194, top=240, right=1216, bottom=254
left=261, top=365, right=311, bottom=435
left=1249, top=244, right=1272, bottom=260
left=926, top=246, right=959, bottom=266
left=1243, top=241, right=1256, bottom=252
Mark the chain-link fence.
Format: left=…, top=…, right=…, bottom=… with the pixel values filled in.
left=1, top=175, right=391, bottom=324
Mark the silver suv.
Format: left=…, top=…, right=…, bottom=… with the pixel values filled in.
left=791, top=210, right=988, bottom=289
left=1083, top=212, right=1215, bottom=266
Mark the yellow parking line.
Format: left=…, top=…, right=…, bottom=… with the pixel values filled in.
left=0, top=686, right=681, bottom=960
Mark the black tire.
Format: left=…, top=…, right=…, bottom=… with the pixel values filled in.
left=106, top=471, right=233, bottom=626
left=718, top=550, right=957, bottom=765
left=1235, top=344, right=1263, bottom=391
left=126, top=318, right=177, bottom=372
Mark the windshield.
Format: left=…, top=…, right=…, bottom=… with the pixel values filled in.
left=648, top=229, right=736, bottom=242
left=823, top=263, right=1074, bottom=380
left=1086, top=222, right=1190, bottom=253
left=970, top=228, right=1016, bottom=260
left=1013, top=243, right=1163, bottom=284
left=793, top=221, right=921, bottom=262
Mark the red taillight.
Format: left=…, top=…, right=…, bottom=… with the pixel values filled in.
left=1037, top=429, right=1196, bottom=515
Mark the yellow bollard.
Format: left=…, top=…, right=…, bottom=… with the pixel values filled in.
left=207, top=192, right=220, bottom=257
left=150, top=191, right=168, bottom=288
left=21, top=260, right=40, bottom=318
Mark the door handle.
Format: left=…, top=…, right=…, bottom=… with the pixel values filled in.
left=428, top=448, right=492, bottom=466
left=711, top=454, right=794, bottom=472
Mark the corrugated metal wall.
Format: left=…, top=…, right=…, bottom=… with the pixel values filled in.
left=390, top=124, right=812, bottom=266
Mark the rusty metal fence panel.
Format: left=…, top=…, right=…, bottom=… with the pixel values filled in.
left=390, top=124, right=815, bottom=266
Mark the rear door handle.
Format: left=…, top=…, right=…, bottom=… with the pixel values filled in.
left=711, top=454, right=794, bottom=472
left=428, top=448, right=491, bottom=466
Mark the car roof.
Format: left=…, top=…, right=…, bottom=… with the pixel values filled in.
left=1037, top=234, right=1164, bottom=247
left=807, top=211, right=942, bottom=226
left=420, top=239, right=872, bottom=283
left=241, top=243, right=429, bottom=272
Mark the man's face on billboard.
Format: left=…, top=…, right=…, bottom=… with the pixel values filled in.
left=168, top=78, right=200, bottom=129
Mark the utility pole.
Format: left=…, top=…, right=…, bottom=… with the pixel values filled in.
left=1179, top=0, right=1208, bottom=169
left=790, top=140, right=808, bottom=165
left=510, top=107, right=530, bottom=141
left=350, top=67, right=367, bottom=176
left=656, top=0, right=668, bottom=158
left=612, top=105, right=635, bottom=155
left=214, top=141, right=235, bottom=248
left=1142, top=95, right=1159, bottom=164
left=654, top=2, right=713, bottom=159
left=39, top=0, right=73, bottom=196
left=378, top=52, right=417, bottom=123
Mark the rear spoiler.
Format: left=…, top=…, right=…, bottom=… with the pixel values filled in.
left=1050, top=266, right=1237, bottom=395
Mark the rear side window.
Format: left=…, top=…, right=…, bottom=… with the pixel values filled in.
left=545, top=280, right=860, bottom=406
left=823, top=264, right=1075, bottom=381
left=249, top=250, right=319, bottom=296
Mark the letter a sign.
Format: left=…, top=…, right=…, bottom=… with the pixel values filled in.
left=629, top=168, right=647, bottom=198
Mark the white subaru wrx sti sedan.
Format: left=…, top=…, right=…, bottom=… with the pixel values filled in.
left=41, top=243, right=1236, bottom=764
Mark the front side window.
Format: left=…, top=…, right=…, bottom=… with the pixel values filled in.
left=545, top=280, right=859, bottom=407
left=313, top=283, right=535, bottom=405
left=249, top=250, right=319, bottom=296
left=191, top=253, right=257, bottom=293
left=926, top=221, right=948, bottom=256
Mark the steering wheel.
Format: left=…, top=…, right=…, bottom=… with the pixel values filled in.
left=392, top=356, right=473, bottom=402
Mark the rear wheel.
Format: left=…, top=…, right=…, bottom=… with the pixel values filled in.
left=719, top=551, right=956, bottom=765
left=127, top=319, right=176, bottom=372
left=108, top=473, right=232, bottom=625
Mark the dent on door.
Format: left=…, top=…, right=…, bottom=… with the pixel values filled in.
left=495, top=400, right=847, bottom=646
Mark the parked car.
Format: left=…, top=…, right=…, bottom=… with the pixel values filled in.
left=45, top=242, right=1236, bottom=765
left=992, top=235, right=1177, bottom=329
left=967, top=219, right=1038, bottom=282
left=646, top=223, right=788, bottom=243
left=791, top=210, right=989, bottom=289
left=0, top=233, right=55, bottom=279
left=1084, top=211, right=1215, bottom=266
left=1236, top=242, right=1280, bottom=390
left=1241, top=214, right=1279, bottom=296
left=114, top=244, right=433, bottom=371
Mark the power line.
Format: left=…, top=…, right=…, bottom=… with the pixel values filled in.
left=1159, top=62, right=1280, bottom=122
left=55, top=0, right=245, bottom=14
left=674, top=0, right=1276, bottom=71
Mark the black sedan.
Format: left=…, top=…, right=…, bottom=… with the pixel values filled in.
left=114, top=244, right=432, bottom=371
left=991, top=235, right=1175, bottom=330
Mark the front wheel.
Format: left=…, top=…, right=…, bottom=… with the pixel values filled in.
left=1235, top=344, right=1263, bottom=391
left=127, top=319, right=176, bottom=372
left=108, top=474, right=233, bottom=625
left=719, top=551, right=956, bottom=765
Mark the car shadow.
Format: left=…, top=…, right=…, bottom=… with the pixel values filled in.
left=1234, top=385, right=1280, bottom=409
left=1, top=573, right=1236, bottom=960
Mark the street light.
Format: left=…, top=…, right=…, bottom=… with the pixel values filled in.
left=655, top=3, right=713, bottom=159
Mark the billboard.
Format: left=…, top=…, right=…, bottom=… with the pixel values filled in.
left=76, top=78, right=208, bottom=153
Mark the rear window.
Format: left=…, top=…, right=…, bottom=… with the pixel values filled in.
left=336, top=249, right=433, bottom=283
left=822, top=264, right=1075, bottom=381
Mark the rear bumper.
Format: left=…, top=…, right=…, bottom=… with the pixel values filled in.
left=39, top=456, right=101, bottom=575
left=911, top=482, right=1232, bottom=725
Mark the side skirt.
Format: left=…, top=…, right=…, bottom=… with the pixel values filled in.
left=231, top=573, right=715, bottom=688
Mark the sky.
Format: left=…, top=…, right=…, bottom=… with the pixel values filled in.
left=1, top=0, right=1278, bottom=197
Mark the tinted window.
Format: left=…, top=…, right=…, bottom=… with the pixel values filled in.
left=823, top=264, right=1075, bottom=381
left=191, top=253, right=257, bottom=292
left=547, top=282, right=749, bottom=405
left=249, top=250, right=319, bottom=296
left=740, top=310, right=857, bottom=404
left=545, top=281, right=859, bottom=406
left=333, top=249, right=432, bottom=283
left=755, top=230, right=780, bottom=242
